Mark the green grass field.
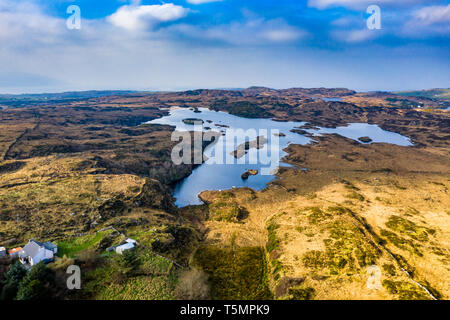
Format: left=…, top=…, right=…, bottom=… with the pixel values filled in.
left=56, top=230, right=115, bottom=257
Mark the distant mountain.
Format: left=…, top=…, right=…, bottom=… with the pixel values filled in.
left=0, top=90, right=138, bottom=100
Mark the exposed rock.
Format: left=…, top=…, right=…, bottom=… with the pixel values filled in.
left=241, top=169, right=258, bottom=180
left=182, top=118, right=204, bottom=125
left=358, top=136, right=373, bottom=143
left=134, top=178, right=177, bottom=213
left=290, top=128, right=308, bottom=135
left=275, top=277, right=305, bottom=298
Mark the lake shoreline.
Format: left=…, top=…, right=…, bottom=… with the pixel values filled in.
left=148, top=107, right=414, bottom=207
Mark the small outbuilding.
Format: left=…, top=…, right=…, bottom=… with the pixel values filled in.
left=109, top=238, right=137, bottom=254
left=8, top=247, right=22, bottom=259
left=115, top=242, right=135, bottom=254
left=0, top=247, right=6, bottom=258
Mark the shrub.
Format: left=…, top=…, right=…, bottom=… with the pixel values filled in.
left=194, top=246, right=272, bottom=300
left=382, top=280, right=431, bottom=300
left=346, top=191, right=365, bottom=201
left=305, top=207, right=331, bottom=224
left=17, top=263, right=56, bottom=300
left=382, top=264, right=396, bottom=276
left=302, top=221, right=379, bottom=275
left=175, top=268, right=210, bottom=300
left=385, top=216, right=435, bottom=242
left=53, top=255, right=75, bottom=270
left=0, top=262, right=27, bottom=300
left=266, top=222, right=280, bottom=253
left=327, top=206, right=349, bottom=215
left=380, top=229, right=423, bottom=256
left=118, top=248, right=141, bottom=276
left=209, top=201, right=242, bottom=222
left=289, top=286, right=315, bottom=300
left=302, top=250, right=326, bottom=269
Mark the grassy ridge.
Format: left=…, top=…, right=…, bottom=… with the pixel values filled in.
left=395, top=88, right=450, bottom=101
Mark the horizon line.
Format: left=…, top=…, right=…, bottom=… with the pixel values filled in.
left=1, top=86, right=449, bottom=96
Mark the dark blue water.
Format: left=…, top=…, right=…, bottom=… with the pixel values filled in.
left=148, top=107, right=412, bottom=207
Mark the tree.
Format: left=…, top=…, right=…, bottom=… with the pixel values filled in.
left=119, top=249, right=140, bottom=270
left=16, top=262, right=56, bottom=300
left=0, top=262, right=27, bottom=300
left=16, top=279, right=46, bottom=300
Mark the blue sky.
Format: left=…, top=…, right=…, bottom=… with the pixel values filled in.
left=0, top=0, right=449, bottom=93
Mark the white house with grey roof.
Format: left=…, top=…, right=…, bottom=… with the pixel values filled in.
left=19, top=239, right=57, bottom=266
left=106, top=238, right=137, bottom=254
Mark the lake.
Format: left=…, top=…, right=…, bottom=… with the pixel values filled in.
left=148, top=107, right=413, bottom=207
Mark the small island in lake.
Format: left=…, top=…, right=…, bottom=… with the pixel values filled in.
left=290, top=128, right=308, bottom=135
left=358, top=136, right=373, bottom=143
left=182, top=118, right=204, bottom=125
left=241, top=169, right=259, bottom=180
left=231, top=136, right=268, bottom=159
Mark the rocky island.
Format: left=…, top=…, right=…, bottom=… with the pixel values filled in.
left=241, top=169, right=259, bottom=180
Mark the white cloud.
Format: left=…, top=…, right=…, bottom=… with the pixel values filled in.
left=172, top=17, right=307, bottom=45
left=308, top=0, right=434, bottom=10
left=0, top=0, right=64, bottom=46
left=400, top=4, right=450, bottom=38
left=413, top=4, right=450, bottom=26
left=332, top=28, right=380, bottom=42
left=187, top=0, right=223, bottom=4
left=331, top=17, right=356, bottom=27
left=0, top=0, right=448, bottom=93
left=108, top=3, right=189, bottom=31
left=263, top=29, right=303, bottom=42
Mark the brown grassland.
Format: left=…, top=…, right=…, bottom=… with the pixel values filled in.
left=0, top=88, right=449, bottom=300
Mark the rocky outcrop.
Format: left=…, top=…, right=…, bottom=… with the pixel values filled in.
left=241, top=169, right=258, bottom=180
left=134, top=178, right=177, bottom=213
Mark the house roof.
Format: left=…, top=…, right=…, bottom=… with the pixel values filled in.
left=117, top=242, right=135, bottom=250
left=28, top=239, right=57, bottom=250
left=0, top=247, right=5, bottom=251
left=21, top=241, right=42, bottom=258
left=29, top=239, right=43, bottom=246
left=18, top=239, right=57, bottom=258
left=8, top=247, right=22, bottom=254
left=43, top=242, right=57, bottom=251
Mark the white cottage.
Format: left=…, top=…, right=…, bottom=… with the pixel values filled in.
left=19, top=239, right=57, bottom=266
left=115, top=238, right=137, bottom=254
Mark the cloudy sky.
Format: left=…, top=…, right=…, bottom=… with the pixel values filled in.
left=0, top=0, right=449, bottom=93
